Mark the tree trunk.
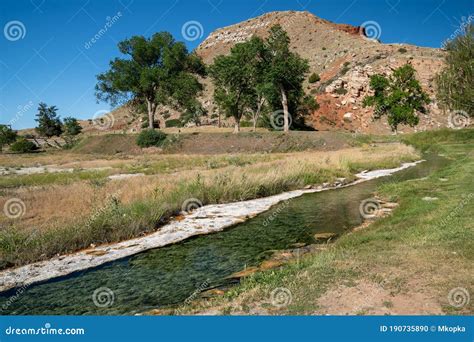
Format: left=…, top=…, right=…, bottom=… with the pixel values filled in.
left=146, top=100, right=156, bottom=130
left=218, top=112, right=221, bottom=128
left=280, top=85, right=290, bottom=133
left=252, top=117, right=257, bottom=132
left=233, top=119, right=240, bottom=133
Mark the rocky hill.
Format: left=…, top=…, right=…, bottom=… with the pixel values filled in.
left=82, top=10, right=448, bottom=135
left=196, top=10, right=448, bottom=134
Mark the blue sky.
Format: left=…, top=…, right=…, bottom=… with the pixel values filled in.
left=1, top=0, right=472, bottom=129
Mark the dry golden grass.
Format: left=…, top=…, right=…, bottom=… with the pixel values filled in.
left=0, top=143, right=417, bottom=234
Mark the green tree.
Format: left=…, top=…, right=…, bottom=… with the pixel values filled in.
left=209, top=36, right=266, bottom=133
left=0, top=124, right=17, bottom=151
left=63, top=117, right=82, bottom=136
left=96, top=32, right=205, bottom=130
left=10, top=138, right=37, bottom=153
left=436, top=23, right=474, bottom=116
left=308, top=73, right=320, bottom=83
left=363, top=64, right=430, bottom=132
left=35, top=102, right=63, bottom=137
left=263, top=25, right=310, bottom=132
left=180, top=100, right=207, bottom=126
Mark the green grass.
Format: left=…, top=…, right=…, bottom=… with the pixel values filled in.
left=176, top=129, right=474, bottom=315
left=0, top=145, right=416, bottom=269
left=0, top=170, right=111, bottom=188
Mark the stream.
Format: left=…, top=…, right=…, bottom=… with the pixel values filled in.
left=0, top=153, right=447, bottom=315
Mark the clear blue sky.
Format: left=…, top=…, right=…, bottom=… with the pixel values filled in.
left=1, top=0, right=472, bottom=129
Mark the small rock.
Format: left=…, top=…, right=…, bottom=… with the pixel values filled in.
left=314, top=232, right=338, bottom=241
left=259, top=260, right=284, bottom=270
left=422, top=197, right=439, bottom=201
left=200, top=289, right=225, bottom=297
left=343, top=112, right=353, bottom=122
left=227, top=266, right=259, bottom=279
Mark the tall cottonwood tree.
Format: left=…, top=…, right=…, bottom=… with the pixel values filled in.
left=209, top=36, right=266, bottom=133
left=436, top=23, right=474, bottom=116
left=263, top=25, right=309, bottom=132
left=96, top=32, right=205, bottom=129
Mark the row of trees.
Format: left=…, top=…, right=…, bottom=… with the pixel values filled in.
left=96, top=25, right=317, bottom=133
left=3, top=22, right=471, bottom=149
left=209, top=25, right=317, bottom=132
left=96, top=22, right=471, bottom=135
left=0, top=103, right=82, bottom=152
left=34, top=102, right=83, bottom=138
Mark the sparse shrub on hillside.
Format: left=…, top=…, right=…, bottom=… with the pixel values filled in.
left=340, top=62, right=350, bottom=75
left=165, top=119, right=182, bottom=128
left=136, top=129, right=167, bottom=148
left=308, top=73, right=320, bottom=83
left=436, top=23, right=473, bottom=116
left=398, top=47, right=408, bottom=53
left=10, top=138, right=38, bottom=153
left=335, top=86, right=348, bottom=95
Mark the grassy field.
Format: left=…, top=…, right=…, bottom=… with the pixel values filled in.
left=0, top=132, right=418, bottom=269
left=173, top=129, right=473, bottom=315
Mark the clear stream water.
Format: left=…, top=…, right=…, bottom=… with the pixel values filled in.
left=0, top=154, right=447, bottom=315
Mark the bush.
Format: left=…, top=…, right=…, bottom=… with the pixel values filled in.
left=239, top=120, right=252, bottom=127
left=335, top=87, right=348, bottom=95
left=136, top=129, right=167, bottom=148
left=398, top=47, right=407, bottom=53
left=308, top=73, right=321, bottom=83
left=165, top=119, right=183, bottom=128
left=10, top=139, right=38, bottom=153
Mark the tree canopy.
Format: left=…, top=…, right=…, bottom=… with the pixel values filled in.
left=35, top=102, right=63, bottom=137
left=95, top=32, right=205, bottom=129
left=63, top=117, right=82, bottom=136
left=209, top=25, right=312, bottom=133
left=363, top=63, right=430, bottom=132
left=262, top=25, right=310, bottom=132
left=0, top=124, right=17, bottom=150
left=436, top=23, right=474, bottom=116
left=209, top=36, right=266, bottom=132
